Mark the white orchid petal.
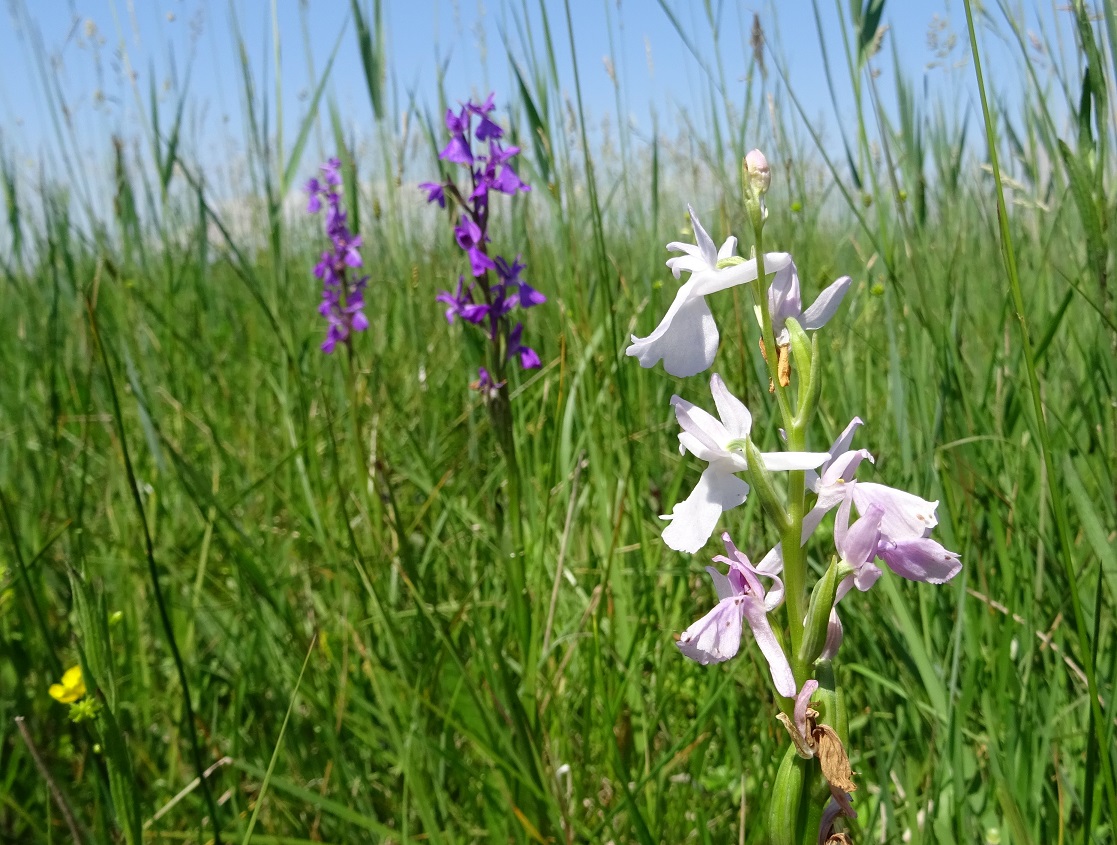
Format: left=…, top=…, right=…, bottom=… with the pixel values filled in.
left=687, top=204, right=719, bottom=270
left=853, top=482, right=939, bottom=540
left=801, top=275, right=853, bottom=330
left=678, top=431, right=719, bottom=463
left=665, top=252, right=708, bottom=279
left=625, top=285, right=719, bottom=377
left=759, top=450, right=831, bottom=471
left=827, top=418, right=865, bottom=465
left=708, top=373, right=752, bottom=440
left=672, top=396, right=730, bottom=453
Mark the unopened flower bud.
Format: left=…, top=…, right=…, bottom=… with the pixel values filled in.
left=745, top=148, right=771, bottom=194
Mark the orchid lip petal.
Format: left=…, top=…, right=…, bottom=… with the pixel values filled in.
left=625, top=284, right=720, bottom=377
left=877, top=537, right=962, bottom=584
left=742, top=595, right=796, bottom=697
left=676, top=597, right=744, bottom=664
left=661, top=468, right=749, bottom=553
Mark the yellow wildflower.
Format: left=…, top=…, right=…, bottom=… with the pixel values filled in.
left=49, top=665, right=86, bottom=704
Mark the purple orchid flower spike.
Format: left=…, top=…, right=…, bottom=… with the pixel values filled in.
left=308, top=161, right=370, bottom=354
left=626, top=206, right=795, bottom=377
left=678, top=535, right=795, bottom=697
left=765, top=259, right=852, bottom=345
left=425, top=94, right=543, bottom=385
left=661, top=373, right=830, bottom=553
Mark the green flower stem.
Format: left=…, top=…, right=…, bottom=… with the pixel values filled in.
left=491, top=372, right=531, bottom=665
left=477, top=264, right=531, bottom=670
left=782, top=429, right=809, bottom=682
left=752, top=233, right=809, bottom=683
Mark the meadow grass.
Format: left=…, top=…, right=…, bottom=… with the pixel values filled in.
left=1, top=0, right=1115, bottom=842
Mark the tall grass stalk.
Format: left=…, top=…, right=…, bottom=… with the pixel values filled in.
left=962, top=0, right=1117, bottom=825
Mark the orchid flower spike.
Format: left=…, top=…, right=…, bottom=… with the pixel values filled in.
left=662, top=374, right=830, bottom=553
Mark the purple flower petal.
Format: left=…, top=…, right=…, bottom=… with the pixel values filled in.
left=518, top=345, right=541, bottom=369
left=493, top=164, right=530, bottom=194
left=876, top=537, right=962, bottom=584
left=418, top=181, right=446, bottom=207
left=439, top=134, right=473, bottom=165
left=467, top=247, right=496, bottom=277
left=518, top=281, right=546, bottom=308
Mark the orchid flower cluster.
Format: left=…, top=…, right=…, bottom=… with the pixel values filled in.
left=421, top=94, right=543, bottom=394
left=626, top=151, right=961, bottom=844
left=306, top=158, right=369, bottom=354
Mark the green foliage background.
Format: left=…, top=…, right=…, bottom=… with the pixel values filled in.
left=1, top=0, right=1115, bottom=842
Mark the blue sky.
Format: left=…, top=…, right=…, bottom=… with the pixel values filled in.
left=0, top=0, right=1074, bottom=198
